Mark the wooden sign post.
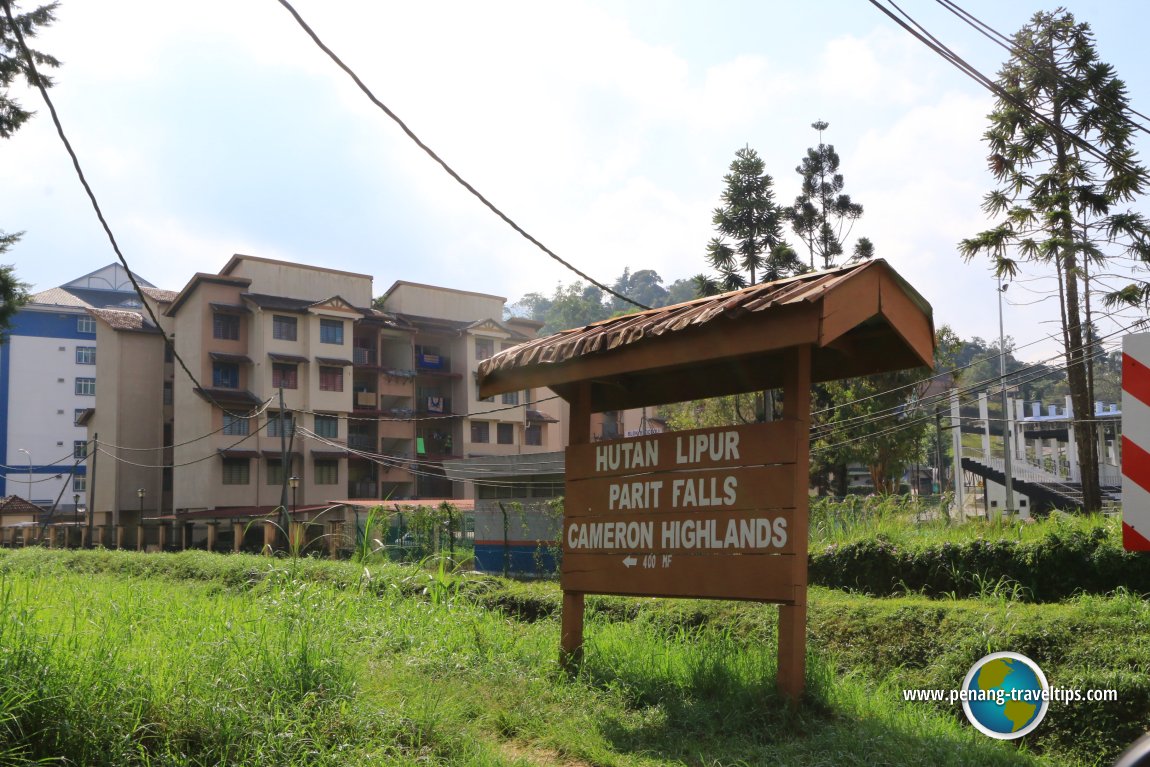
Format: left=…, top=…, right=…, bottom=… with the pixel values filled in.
left=561, top=346, right=810, bottom=696
left=476, top=260, right=935, bottom=702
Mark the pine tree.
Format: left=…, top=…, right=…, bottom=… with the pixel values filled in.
left=960, top=10, right=1150, bottom=512
left=695, top=145, right=800, bottom=296
left=788, top=121, right=864, bottom=270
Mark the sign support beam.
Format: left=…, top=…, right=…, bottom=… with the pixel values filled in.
left=561, top=381, right=591, bottom=671
left=777, top=344, right=811, bottom=700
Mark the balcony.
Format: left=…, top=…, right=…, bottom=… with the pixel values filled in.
left=416, top=352, right=449, bottom=371
left=379, top=420, right=414, bottom=441
left=353, top=348, right=378, bottom=366
left=379, top=374, right=415, bottom=398
left=348, top=433, right=376, bottom=452
left=348, top=481, right=377, bottom=500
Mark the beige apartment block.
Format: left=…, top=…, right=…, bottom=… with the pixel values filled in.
left=70, top=256, right=579, bottom=553
left=165, top=255, right=411, bottom=521
left=79, top=295, right=175, bottom=548
left=380, top=281, right=566, bottom=500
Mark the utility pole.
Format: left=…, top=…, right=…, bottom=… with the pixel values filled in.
left=997, top=276, right=1016, bottom=516
left=87, top=434, right=97, bottom=548
left=278, top=387, right=290, bottom=541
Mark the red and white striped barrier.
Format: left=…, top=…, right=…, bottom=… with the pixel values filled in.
left=1123, top=333, right=1150, bottom=551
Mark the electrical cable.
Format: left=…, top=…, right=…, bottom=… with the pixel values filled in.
left=0, top=0, right=274, bottom=421
left=95, top=398, right=274, bottom=452
left=272, top=0, right=649, bottom=312
left=868, top=0, right=1150, bottom=183
left=934, top=0, right=1150, bottom=136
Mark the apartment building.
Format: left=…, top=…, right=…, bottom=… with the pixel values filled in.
left=28, top=256, right=576, bottom=551
left=0, top=264, right=165, bottom=510
left=379, top=281, right=566, bottom=499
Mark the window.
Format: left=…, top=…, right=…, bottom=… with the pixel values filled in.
left=526, top=424, right=543, bottom=446
left=272, top=315, right=298, bottom=341
left=213, top=313, right=240, bottom=340
left=75, top=346, right=96, bottom=365
left=314, top=459, right=339, bottom=485
left=75, top=377, right=96, bottom=396
left=475, top=338, right=494, bottom=360
left=212, top=362, right=239, bottom=389
left=266, top=458, right=290, bottom=486
left=163, top=382, right=173, bottom=405
left=470, top=421, right=489, bottom=444
left=320, top=319, right=344, bottom=345
left=497, top=423, right=514, bottom=445
left=74, top=408, right=87, bottom=425
left=319, top=366, right=344, bottom=392
left=73, top=440, right=88, bottom=459
left=314, top=414, right=339, bottom=439
left=267, top=411, right=294, bottom=438
left=77, top=316, right=96, bottom=334
left=222, top=414, right=249, bottom=436
left=222, top=457, right=250, bottom=485
left=502, top=390, right=519, bottom=406
left=73, top=476, right=86, bottom=494
left=272, top=363, right=298, bottom=389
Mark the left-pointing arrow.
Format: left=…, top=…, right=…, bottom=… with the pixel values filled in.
left=622, top=555, right=637, bottom=568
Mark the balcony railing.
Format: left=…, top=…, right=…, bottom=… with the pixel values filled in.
left=416, top=353, right=450, bottom=371
left=353, top=348, right=378, bottom=366
left=348, top=481, right=377, bottom=500
left=354, top=391, right=377, bottom=409
left=348, top=434, right=376, bottom=451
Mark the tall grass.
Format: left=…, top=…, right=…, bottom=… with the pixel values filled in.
left=809, top=495, right=1119, bottom=548
left=0, top=552, right=1057, bottom=766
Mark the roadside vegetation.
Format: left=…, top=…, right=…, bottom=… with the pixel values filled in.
left=0, top=532, right=1147, bottom=766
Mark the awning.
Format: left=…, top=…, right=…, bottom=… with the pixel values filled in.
left=526, top=409, right=559, bottom=424
left=194, top=388, right=263, bottom=406
left=217, top=448, right=261, bottom=459
left=209, top=302, right=251, bottom=314
left=310, top=449, right=348, bottom=459
left=209, top=351, right=252, bottom=364
left=261, top=449, right=302, bottom=458
left=268, top=353, right=310, bottom=364
left=315, top=356, right=354, bottom=366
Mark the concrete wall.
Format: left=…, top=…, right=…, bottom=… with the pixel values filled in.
left=384, top=282, right=505, bottom=323
left=227, top=256, right=372, bottom=307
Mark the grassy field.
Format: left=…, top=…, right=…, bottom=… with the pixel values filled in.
left=808, top=495, right=1116, bottom=547
left=0, top=547, right=1145, bottom=766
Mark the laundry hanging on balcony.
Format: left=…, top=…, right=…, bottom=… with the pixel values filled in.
left=427, top=396, right=444, bottom=413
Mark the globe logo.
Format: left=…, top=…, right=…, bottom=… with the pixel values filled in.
left=961, top=652, right=1050, bottom=739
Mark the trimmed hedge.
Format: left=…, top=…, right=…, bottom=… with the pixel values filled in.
left=808, top=525, right=1150, bottom=601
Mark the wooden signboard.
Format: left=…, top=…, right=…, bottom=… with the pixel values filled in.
left=563, top=422, right=801, bottom=603
left=477, top=262, right=936, bottom=702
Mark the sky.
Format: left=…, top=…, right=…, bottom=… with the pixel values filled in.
left=3, top=0, right=1150, bottom=368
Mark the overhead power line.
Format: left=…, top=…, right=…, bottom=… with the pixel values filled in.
left=935, top=0, right=1150, bottom=136
left=868, top=0, right=1149, bottom=183
left=0, top=0, right=264, bottom=421
left=273, top=0, right=649, bottom=311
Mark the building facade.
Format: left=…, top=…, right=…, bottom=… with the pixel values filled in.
left=380, top=281, right=566, bottom=500
left=0, top=264, right=164, bottom=510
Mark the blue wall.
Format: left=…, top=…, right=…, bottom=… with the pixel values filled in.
left=474, top=542, right=559, bottom=577
left=10, top=310, right=93, bottom=340
left=1, top=308, right=95, bottom=495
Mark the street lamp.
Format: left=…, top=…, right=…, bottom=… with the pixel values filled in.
left=17, top=448, right=31, bottom=500
left=288, top=476, right=299, bottom=515
left=73, top=493, right=79, bottom=513
left=138, top=487, right=146, bottom=517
